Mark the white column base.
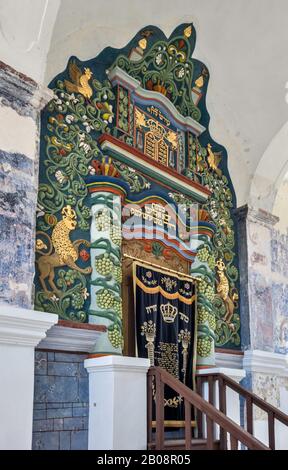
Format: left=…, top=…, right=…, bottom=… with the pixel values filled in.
left=84, top=355, right=150, bottom=450
left=0, top=305, right=58, bottom=450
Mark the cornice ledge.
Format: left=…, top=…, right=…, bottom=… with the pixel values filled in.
left=243, top=349, right=288, bottom=376
left=0, top=304, right=58, bottom=347
left=38, top=324, right=104, bottom=353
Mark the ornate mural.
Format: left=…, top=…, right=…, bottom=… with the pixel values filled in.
left=35, top=23, right=241, bottom=363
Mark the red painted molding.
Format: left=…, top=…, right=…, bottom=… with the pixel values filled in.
left=58, top=319, right=107, bottom=332
left=98, top=134, right=212, bottom=197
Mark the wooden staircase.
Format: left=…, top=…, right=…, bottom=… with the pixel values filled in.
left=147, top=367, right=288, bottom=450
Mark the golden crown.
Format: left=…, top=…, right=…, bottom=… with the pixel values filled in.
left=160, top=302, right=178, bottom=323
left=62, top=205, right=76, bottom=220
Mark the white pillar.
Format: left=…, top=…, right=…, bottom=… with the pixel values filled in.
left=0, top=305, right=58, bottom=450
left=84, top=355, right=150, bottom=450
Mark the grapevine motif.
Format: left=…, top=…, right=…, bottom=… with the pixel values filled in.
left=36, top=24, right=240, bottom=353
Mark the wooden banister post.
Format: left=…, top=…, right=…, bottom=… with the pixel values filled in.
left=219, top=376, right=227, bottom=450
left=185, top=400, right=192, bottom=450
left=196, top=376, right=203, bottom=438
left=155, top=371, right=164, bottom=450
left=246, top=396, right=253, bottom=436
left=206, top=415, right=214, bottom=449
left=147, top=373, right=153, bottom=446
left=268, top=411, right=275, bottom=450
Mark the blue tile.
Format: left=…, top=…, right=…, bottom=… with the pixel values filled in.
left=54, top=353, right=87, bottom=363
left=72, top=407, right=88, bottom=417
left=32, top=432, right=59, bottom=450
left=71, top=431, right=88, bottom=450
left=34, top=403, right=46, bottom=410
left=47, top=408, right=72, bottom=419
left=60, top=431, right=71, bottom=450
left=33, top=410, right=47, bottom=420
left=63, top=417, right=86, bottom=431
left=33, top=419, right=53, bottom=432
left=35, top=351, right=47, bottom=376
left=53, top=419, right=64, bottom=431
left=78, top=378, right=89, bottom=403
left=78, top=362, right=88, bottom=378
left=34, top=376, right=79, bottom=403
left=48, top=362, right=79, bottom=377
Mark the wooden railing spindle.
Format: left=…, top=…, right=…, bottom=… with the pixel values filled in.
left=230, top=435, right=238, bottom=450
left=219, top=376, right=227, bottom=450
left=147, top=373, right=153, bottom=445
left=246, top=396, right=253, bottom=436
left=268, top=411, right=275, bottom=450
left=184, top=400, right=192, bottom=450
left=155, top=370, right=164, bottom=450
left=206, top=415, right=214, bottom=449
left=196, top=376, right=203, bottom=438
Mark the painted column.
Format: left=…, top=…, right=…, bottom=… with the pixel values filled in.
left=190, top=219, right=216, bottom=368
left=0, top=305, right=57, bottom=450
left=88, top=185, right=125, bottom=355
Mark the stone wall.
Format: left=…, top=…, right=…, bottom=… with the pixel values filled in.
left=246, top=208, right=288, bottom=353
left=0, top=61, right=52, bottom=308
left=32, top=351, right=89, bottom=450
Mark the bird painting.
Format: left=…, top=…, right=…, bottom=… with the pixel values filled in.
left=207, top=143, right=222, bottom=177
left=64, top=62, right=93, bottom=100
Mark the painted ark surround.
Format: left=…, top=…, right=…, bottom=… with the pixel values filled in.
left=1, top=0, right=288, bottom=451
left=35, top=23, right=240, bottom=369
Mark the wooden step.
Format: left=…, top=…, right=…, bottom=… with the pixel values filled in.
left=148, top=438, right=220, bottom=450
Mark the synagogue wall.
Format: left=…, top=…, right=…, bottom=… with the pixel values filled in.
left=246, top=209, right=288, bottom=354
left=32, top=350, right=89, bottom=450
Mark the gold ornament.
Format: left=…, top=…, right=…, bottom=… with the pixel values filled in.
left=64, top=62, right=93, bottom=99
left=36, top=205, right=92, bottom=296
left=184, top=25, right=192, bottom=38
left=215, top=259, right=235, bottom=325
left=138, top=38, right=147, bottom=50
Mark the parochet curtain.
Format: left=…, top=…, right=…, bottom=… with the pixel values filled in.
left=133, top=262, right=197, bottom=422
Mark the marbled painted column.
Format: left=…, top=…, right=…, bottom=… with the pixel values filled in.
left=191, top=234, right=216, bottom=368
left=0, top=61, right=53, bottom=308
left=88, top=188, right=124, bottom=355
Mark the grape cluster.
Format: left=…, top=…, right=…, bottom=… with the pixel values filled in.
left=208, top=313, right=216, bottom=331
left=97, top=289, right=115, bottom=309
left=197, top=308, right=209, bottom=325
left=197, top=247, right=209, bottom=263
left=95, top=208, right=111, bottom=231
left=197, top=336, right=213, bottom=357
left=112, top=265, right=122, bottom=283
left=95, top=253, right=113, bottom=276
left=207, top=254, right=216, bottom=270
left=113, top=299, right=122, bottom=318
left=108, top=324, right=122, bottom=349
left=198, top=280, right=215, bottom=302
left=110, top=225, right=121, bottom=246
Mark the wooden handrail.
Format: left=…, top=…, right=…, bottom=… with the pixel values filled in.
left=147, top=366, right=269, bottom=450
left=197, top=372, right=288, bottom=450
left=198, top=372, right=288, bottom=426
